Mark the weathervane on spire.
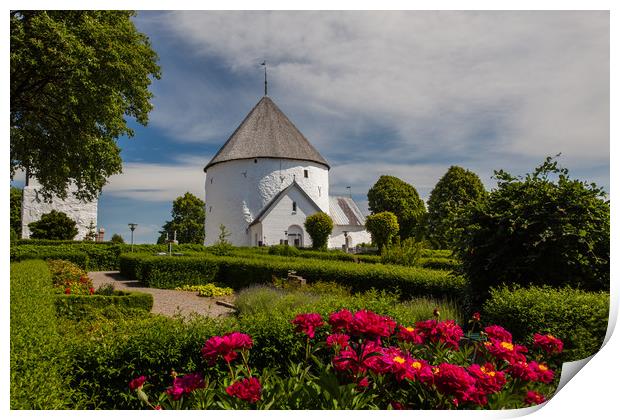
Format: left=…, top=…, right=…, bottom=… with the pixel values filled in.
left=261, top=61, right=268, bottom=96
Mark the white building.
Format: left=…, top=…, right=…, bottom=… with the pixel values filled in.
left=204, top=95, right=370, bottom=249
left=21, top=178, right=98, bottom=240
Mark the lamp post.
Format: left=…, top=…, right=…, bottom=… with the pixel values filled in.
left=128, top=223, right=138, bottom=252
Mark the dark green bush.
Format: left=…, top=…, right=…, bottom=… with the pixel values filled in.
left=419, top=257, right=460, bottom=271
left=119, top=253, right=468, bottom=301
left=304, top=212, right=333, bottom=249
left=268, top=244, right=301, bottom=257
left=10, top=260, right=76, bottom=408
left=483, top=285, right=609, bottom=361
left=10, top=246, right=90, bottom=268
left=28, top=210, right=78, bottom=240
left=55, top=291, right=154, bottom=319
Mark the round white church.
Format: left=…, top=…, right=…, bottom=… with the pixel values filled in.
left=204, top=95, right=370, bottom=249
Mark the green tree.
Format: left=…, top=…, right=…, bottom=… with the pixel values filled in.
left=83, top=221, right=97, bottom=241
left=158, top=192, right=206, bottom=244
left=367, top=175, right=426, bottom=239
left=110, top=233, right=125, bottom=244
left=365, top=211, right=399, bottom=251
left=456, top=156, right=610, bottom=299
left=10, top=187, right=23, bottom=236
left=304, top=212, right=333, bottom=250
left=426, top=166, right=487, bottom=249
left=211, top=224, right=234, bottom=256
left=10, top=11, right=161, bottom=200
left=28, top=210, right=78, bottom=240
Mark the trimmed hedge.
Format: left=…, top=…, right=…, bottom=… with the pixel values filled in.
left=119, top=253, right=468, bottom=300
left=10, top=247, right=90, bottom=269
left=483, top=285, right=610, bottom=362
left=55, top=291, right=154, bottom=319
left=419, top=257, right=460, bottom=271
left=10, top=261, right=75, bottom=408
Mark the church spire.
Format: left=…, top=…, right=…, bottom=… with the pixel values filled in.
left=261, top=61, right=268, bottom=96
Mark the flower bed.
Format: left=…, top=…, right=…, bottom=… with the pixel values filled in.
left=128, top=310, right=561, bottom=410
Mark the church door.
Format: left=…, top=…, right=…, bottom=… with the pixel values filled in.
left=287, top=225, right=304, bottom=248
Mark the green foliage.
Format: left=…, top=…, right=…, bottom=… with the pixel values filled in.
left=118, top=252, right=468, bottom=301
left=158, top=192, right=206, bottom=244
left=10, top=186, right=22, bottom=236
left=418, top=257, right=460, bottom=271
left=83, top=221, right=97, bottom=241
left=56, top=290, right=154, bottom=320
left=365, top=211, right=399, bottom=250
left=28, top=210, right=78, bottom=240
left=10, top=11, right=161, bottom=200
left=381, top=237, right=423, bottom=266
left=304, top=212, right=333, bottom=250
left=211, top=224, right=234, bottom=256
left=110, top=233, right=125, bottom=244
left=483, top=285, right=609, bottom=361
left=367, top=175, right=426, bottom=239
left=456, top=156, right=610, bottom=298
left=10, top=260, right=77, bottom=408
left=175, top=284, right=234, bottom=297
left=426, top=166, right=486, bottom=249
left=268, top=244, right=301, bottom=257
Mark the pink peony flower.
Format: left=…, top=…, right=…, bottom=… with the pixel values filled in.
left=483, top=339, right=528, bottom=364
left=433, top=363, right=478, bottom=406
left=201, top=332, right=253, bottom=365
left=326, top=333, right=350, bottom=351
left=348, top=310, right=396, bottom=339
left=226, top=377, right=261, bottom=403
left=396, top=325, right=424, bottom=345
left=292, top=313, right=324, bottom=339
left=166, top=373, right=205, bottom=400
left=532, top=333, right=564, bottom=355
left=129, top=375, right=147, bottom=391
left=414, top=319, right=463, bottom=350
left=328, top=309, right=353, bottom=332
left=524, top=390, right=546, bottom=406
left=484, top=325, right=513, bottom=343
left=467, top=363, right=507, bottom=406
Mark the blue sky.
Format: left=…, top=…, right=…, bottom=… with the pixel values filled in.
left=13, top=11, right=610, bottom=243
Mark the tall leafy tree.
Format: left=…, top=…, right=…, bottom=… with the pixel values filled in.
left=158, top=192, right=206, bottom=244
left=426, top=166, right=487, bottom=249
left=367, top=175, right=426, bottom=239
left=456, top=156, right=610, bottom=299
left=10, top=187, right=23, bottom=236
left=10, top=11, right=161, bottom=200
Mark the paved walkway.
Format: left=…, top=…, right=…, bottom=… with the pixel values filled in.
left=88, top=271, right=236, bottom=318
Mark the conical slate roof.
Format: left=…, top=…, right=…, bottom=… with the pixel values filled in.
left=204, top=96, right=329, bottom=171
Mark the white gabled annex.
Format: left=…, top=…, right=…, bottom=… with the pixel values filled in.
left=204, top=94, right=370, bottom=249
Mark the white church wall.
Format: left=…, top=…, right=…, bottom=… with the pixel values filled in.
left=21, top=184, right=98, bottom=240
left=204, top=158, right=329, bottom=246
left=258, top=187, right=319, bottom=247
left=329, top=225, right=372, bottom=250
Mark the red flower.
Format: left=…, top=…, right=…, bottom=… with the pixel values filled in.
left=507, top=360, right=539, bottom=382
left=348, top=310, right=396, bottom=339
left=484, top=325, right=513, bottom=343
left=226, top=377, right=261, bottom=403
left=154, top=405, right=162, bottom=410
left=409, top=359, right=434, bottom=384
left=166, top=373, right=205, bottom=400
left=292, top=313, right=324, bottom=339
left=64, top=287, right=71, bottom=295
left=532, top=333, right=564, bottom=355
left=326, top=333, right=350, bottom=351
left=328, top=309, right=353, bottom=332
left=433, top=363, right=477, bottom=406
left=467, top=363, right=507, bottom=405
left=202, top=332, right=253, bottom=365
left=129, top=375, right=147, bottom=391
left=524, top=390, right=546, bottom=406
left=80, top=276, right=89, bottom=284
left=390, top=401, right=406, bottom=410
left=89, top=287, right=95, bottom=295
left=357, top=376, right=370, bottom=389
left=396, top=325, right=424, bottom=345
left=472, top=312, right=481, bottom=322
left=529, top=361, right=554, bottom=383
left=414, top=319, right=463, bottom=350
left=483, top=339, right=528, bottom=364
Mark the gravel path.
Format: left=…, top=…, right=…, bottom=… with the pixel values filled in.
left=89, top=271, right=236, bottom=318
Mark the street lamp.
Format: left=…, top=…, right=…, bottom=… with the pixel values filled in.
left=128, top=223, right=138, bottom=252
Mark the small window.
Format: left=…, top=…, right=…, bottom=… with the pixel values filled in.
left=292, top=202, right=297, bottom=213
left=254, top=159, right=258, bottom=163
left=318, top=186, right=321, bottom=196
left=209, top=206, right=212, bottom=213
left=304, top=169, right=308, bottom=178
left=210, top=178, right=213, bottom=184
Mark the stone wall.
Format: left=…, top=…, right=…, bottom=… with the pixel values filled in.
left=21, top=184, right=98, bottom=240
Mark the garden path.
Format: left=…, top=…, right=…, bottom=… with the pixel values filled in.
left=88, top=271, right=236, bottom=318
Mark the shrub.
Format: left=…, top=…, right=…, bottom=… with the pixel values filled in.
left=55, top=290, right=154, bottom=319
left=211, top=224, right=234, bottom=256
left=47, top=259, right=93, bottom=295
left=419, top=257, right=460, bottom=271
left=381, top=237, right=422, bottom=266
left=304, top=212, right=333, bottom=250
left=111, top=233, right=125, bottom=243
left=10, top=260, right=76, bottom=408
left=28, top=210, right=79, bottom=240
left=483, top=285, right=609, bottom=361
left=174, top=284, right=234, bottom=297
left=268, top=244, right=301, bottom=257
left=365, top=211, right=399, bottom=250
left=456, top=156, right=609, bottom=299
left=10, top=245, right=90, bottom=268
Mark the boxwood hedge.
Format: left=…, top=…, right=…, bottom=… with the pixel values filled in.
left=118, top=253, right=468, bottom=300
left=483, top=285, right=610, bottom=361
left=55, top=291, right=154, bottom=320
left=10, top=260, right=76, bottom=408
